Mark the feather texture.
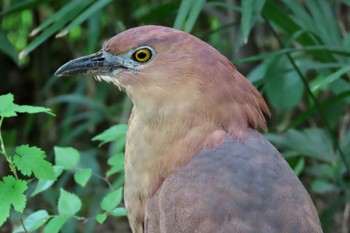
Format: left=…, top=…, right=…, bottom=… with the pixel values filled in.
left=145, top=130, right=322, bottom=233
left=55, top=25, right=322, bottom=233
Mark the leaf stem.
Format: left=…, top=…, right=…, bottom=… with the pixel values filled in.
left=0, top=117, right=10, bottom=161
left=0, top=117, right=19, bottom=179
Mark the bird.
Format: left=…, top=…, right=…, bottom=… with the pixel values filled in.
left=55, top=25, right=323, bottom=233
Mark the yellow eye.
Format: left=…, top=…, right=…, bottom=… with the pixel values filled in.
left=133, top=48, right=152, bottom=63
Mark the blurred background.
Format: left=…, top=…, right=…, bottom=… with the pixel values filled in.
left=1, top=0, right=350, bottom=232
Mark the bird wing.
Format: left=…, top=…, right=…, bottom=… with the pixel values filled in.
left=144, top=129, right=323, bottom=233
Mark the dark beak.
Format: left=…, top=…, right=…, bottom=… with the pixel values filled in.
left=54, top=51, right=126, bottom=77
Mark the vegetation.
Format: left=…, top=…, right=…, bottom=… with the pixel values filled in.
left=1, top=0, right=350, bottom=232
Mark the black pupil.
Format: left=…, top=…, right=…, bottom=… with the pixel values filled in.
left=137, top=51, right=147, bottom=59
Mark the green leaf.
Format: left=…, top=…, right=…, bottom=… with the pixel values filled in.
left=101, top=187, right=123, bottom=212
left=96, top=213, right=107, bottom=224
left=268, top=128, right=336, bottom=162
left=13, top=105, right=55, bottom=116
left=241, top=0, right=253, bottom=43
left=173, top=0, right=206, bottom=32
left=264, top=57, right=304, bottom=112
left=56, top=0, right=113, bottom=37
left=0, top=93, right=55, bottom=117
left=311, top=65, right=350, bottom=92
left=311, top=179, right=340, bottom=194
left=74, top=168, right=92, bottom=187
left=110, top=207, right=127, bottom=217
left=0, top=176, right=27, bottom=226
left=92, top=124, right=127, bottom=146
left=54, top=146, right=80, bottom=169
left=183, top=0, right=206, bottom=32
left=13, top=210, right=49, bottom=233
left=31, top=166, right=63, bottom=197
left=44, top=215, right=69, bottom=233
left=1, top=0, right=46, bottom=16
left=0, top=28, right=18, bottom=63
left=58, top=189, right=82, bottom=216
left=14, top=145, right=55, bottom=179
left=173, top=0, right=192, bottom=30
left=307, top=164, right=337, bottom=181
left=106, top=152, right=124, bottom=177
left=240, top=0, right=265, bottom=45
left=30, top=0, right=91, bottom=36
left=0, top=93, right=17, bottom=117
left=19, top=17, right=68, bottom=59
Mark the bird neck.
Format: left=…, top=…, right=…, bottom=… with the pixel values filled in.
left=123, top=104, right=226, bottom=230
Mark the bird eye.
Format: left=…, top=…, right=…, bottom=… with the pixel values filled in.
left=132, top=48, right=152, bottom=63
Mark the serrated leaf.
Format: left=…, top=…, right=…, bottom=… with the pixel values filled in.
left=58, top=189, right=82, bottom=216
left=101, top=188, right=123, bottom=212
left=44, top=215, right=69, bottom=233
left=74, top=168, right=92, bottom=187
left=96, top=213, right=107, bottom=224
left=110, top=207, right=127, bottom=217
left=54, top=146, right=80, bottom=169
left=31, top=166, right=63, bottom=197
left=13, top=210, right=49, bottom=233
left=92, top=124, right=127, bottom=146
left=14, top=145, right=55, bottom=179
left=0, top=176, right=27, bottom=226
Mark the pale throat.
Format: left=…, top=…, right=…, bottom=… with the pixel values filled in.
left=123, top=99, right=226, bottom=228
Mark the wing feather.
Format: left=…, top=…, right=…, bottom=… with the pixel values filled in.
left=145, top=130, right=323, bottom=233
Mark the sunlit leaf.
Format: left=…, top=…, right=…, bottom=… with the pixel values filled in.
left=110, top=207, right=127, bottom=217
left=14, top=145, right=55, bottom=179
left=31, top=166, right=63, bottom=197
left=0, top=176, right=27, bottom=226
left=58, top=189, right=82, bottom=216
left=96, top=213, right=107, bottom=224
left=101, top=187, right=123, bottom=212
left=54, top=146, right=80, bottom=169
left=14, top=210, right=49, bottom=233
left=74, top=168, right=92, bottom=187
left=92, top=124, right=127, bottom=146
left=44, top=215, right=69, bottom=233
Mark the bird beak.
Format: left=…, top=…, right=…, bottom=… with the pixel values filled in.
left=54, top=51, right=127, bottom=77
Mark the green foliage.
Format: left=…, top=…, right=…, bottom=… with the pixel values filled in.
left=58, top=189, right=82, bottom=216
left=0, top=93, right=126, bottom=232
left=14, top=145, right=55, bottom=179
left=0, top=176, right=27, bottom=226
left=1, top=0, right=350, bottom=232
left=74, top=168, right=92, bottom=187
left=54, top=146, right=80, bottom=169
left=13, top=210, right=49, bottom=233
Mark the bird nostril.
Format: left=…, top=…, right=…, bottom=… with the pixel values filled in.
left=91, top=57, right=105, bottom=62
left=90, top=52, right=105, bottom=62
left=91, top=55, right=105, bottom=61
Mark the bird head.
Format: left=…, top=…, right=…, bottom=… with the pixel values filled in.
left=55, top=25, right=270, bottom=138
